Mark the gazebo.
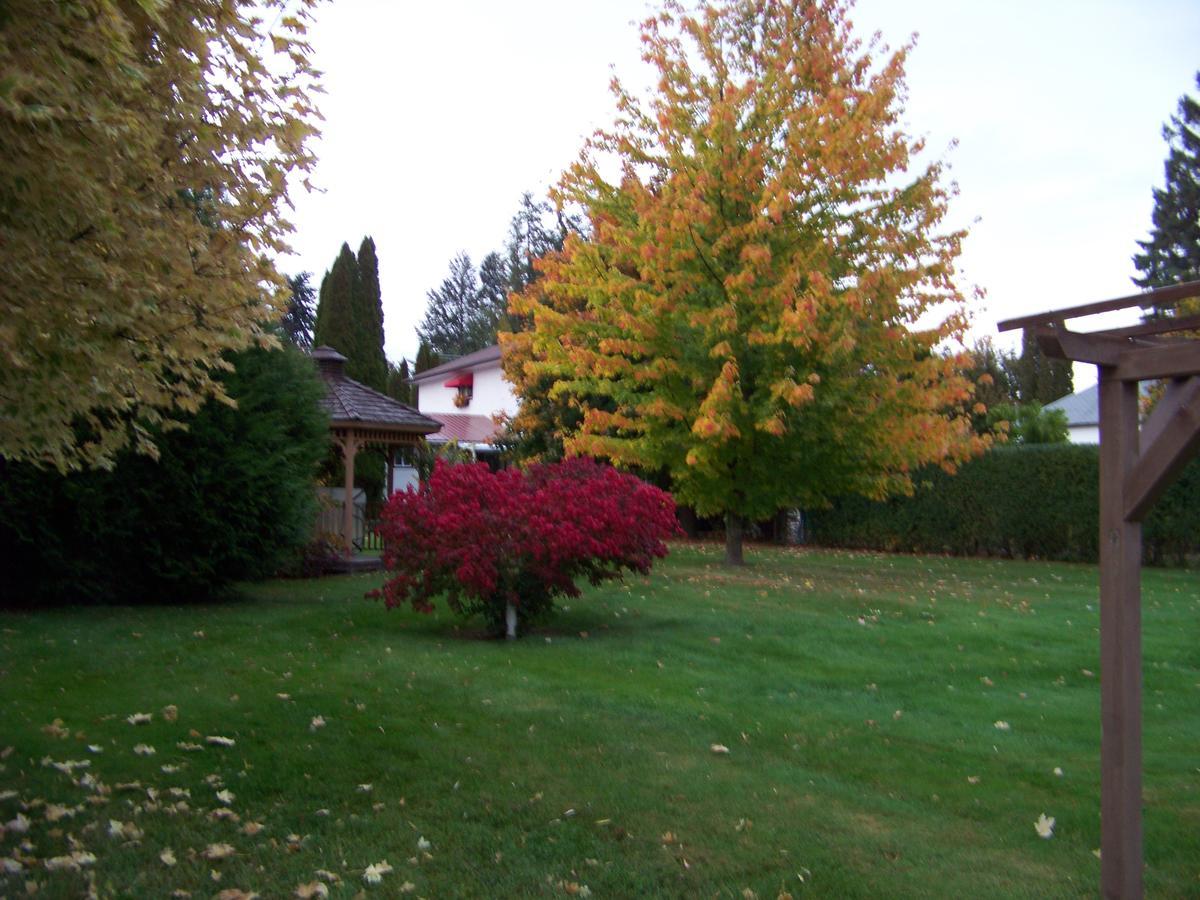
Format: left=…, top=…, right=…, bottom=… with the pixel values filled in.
left=999, top=280, right=1200, bottom=900
left=312, top=346, right=441, bottom=556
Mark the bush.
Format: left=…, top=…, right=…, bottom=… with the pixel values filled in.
left=371, top=458, right=680, bottom=637
left=808, top=444, right=1200, bottom=565
left=0, top=344, right=330, bottom=605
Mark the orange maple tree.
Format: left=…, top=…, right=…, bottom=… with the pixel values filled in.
left=505, top=0, right=992, bottom=563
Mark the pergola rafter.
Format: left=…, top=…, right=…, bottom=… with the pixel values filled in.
left=998, top=279, right=1200, bottom=900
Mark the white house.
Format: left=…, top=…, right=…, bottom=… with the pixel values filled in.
left=407, top=344, right=518, bottom=458
left=1044, top=384, right=1100, bottom=444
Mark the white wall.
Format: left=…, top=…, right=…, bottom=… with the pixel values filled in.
left=1068, top=425, right=1099, bottom=445
left=416, top=361, right=517, bottom=417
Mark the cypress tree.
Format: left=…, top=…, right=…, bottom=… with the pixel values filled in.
left=1013, top=332, right=1073, bottom=405
left=1133, top=72, right=1200, bottom=295
left=314, top=240, right=387, bottom=392
left=387, top=359, right=413, bottom=405
left=355, top=236, right=388, bottom=391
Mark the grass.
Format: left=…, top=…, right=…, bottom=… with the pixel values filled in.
left=1, top=543, right=1198, bottom=898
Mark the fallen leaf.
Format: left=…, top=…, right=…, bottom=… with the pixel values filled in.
left=294, top=882, right=328, bottom=899
left=126, top=713, right=152, bottom=726
left=216, top=789, right=235, bottom=805
left=363, top=860, right=393, bottom=884
left=710, top=744, right=730, bottom=754
left=1035, top=813, right=1055, bottom=839
left=133, top=744, right=156, bottom=756
left=204, top=843, right=236, bottom=860
left=162, top=705, right=179, bottom=723
left=206, top=736, right=236, bottom=747
left=309, top=716, right=326, bottom=732
left=242, top=822, right=264, bottom=836
left=993, top=721, right=1011, bottom=731
left=161, top=849, right=177, bottom=867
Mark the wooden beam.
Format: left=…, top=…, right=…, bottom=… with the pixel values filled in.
left=1116, top=341, right=1200, bottom=382
left=1033, top=326, right=1128, bottom=365
left=1107, top=312, right=1200, bottom=339
left=1098, top=371, right=1143, bottom=899
left=998, top=279, right=1200, bottom=332
left=1125, top=379, right=1200, bottom=522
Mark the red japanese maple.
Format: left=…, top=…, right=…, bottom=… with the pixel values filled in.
left=371, top=458, right=679, bottom=637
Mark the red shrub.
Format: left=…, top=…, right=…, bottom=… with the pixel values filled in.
left=369, top=458, right=679, bottom=637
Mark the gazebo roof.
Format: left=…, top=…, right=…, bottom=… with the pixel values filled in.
left=312, top=346, right=440, bottom=434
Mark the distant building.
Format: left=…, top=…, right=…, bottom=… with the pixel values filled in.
left=408, top=344, right=517, bottom=460
left=1044, top=384, right=1100, bottom=444
left=1045, top=383, right=1153, bottom=445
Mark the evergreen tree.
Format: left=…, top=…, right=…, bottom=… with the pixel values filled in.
left=1013, top=331, right=1073, bottom=404
left=417, top=252, right=498, bottom=358
left=387, top=359, right=414, bottom=405
left=1133, top=72, right=1200, bottom=295
left=414, top=342, right=441, bottom=375
left=355, top=236, right=388, bottom=389
left=281, top=272, right=316, bottom=349
left=313, top=241, right=387, bottom=391
left=478, top=251, right=513, bottom=331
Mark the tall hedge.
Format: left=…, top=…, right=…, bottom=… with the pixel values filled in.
left=808, top=444, right=1199, bottom=565
left=0, top=344, right=330, bottom=605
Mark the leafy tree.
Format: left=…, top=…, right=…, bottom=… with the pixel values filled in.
left=986, top=401, right=1069, bottom=445
left=1133, top=71, right=1200, bottom=295
left=511, top=0, right=990, bottom=564
left=960, top=339, right=1018, bottom=434
left=1012, top=331, right=1073, bottom=404
left=370, top=458, right=678, bottom=638
left=314, top=240, right=387, bottom=391
left=0, top=0, right=321, bottom=471
left=282, top=273, right=317, bottom=349
left=417, top=252, right=499, bottom=358
left=0, top=345, right=329, bottom=605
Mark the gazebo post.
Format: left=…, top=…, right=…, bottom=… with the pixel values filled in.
left=387, top=447, right=395, bottom=497
left=997, top=279, right=1200, bottom=900
left=341, top=434, right=358, bottom=556
left=1098, top=370, right=1143, bottom=899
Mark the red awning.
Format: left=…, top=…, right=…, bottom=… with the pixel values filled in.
left=443, top=373, right=473, bottom=388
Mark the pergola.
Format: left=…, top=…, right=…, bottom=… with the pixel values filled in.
left=998, top=279, right=1200, bottom=900
left=313, top=346, right=441, bottom=555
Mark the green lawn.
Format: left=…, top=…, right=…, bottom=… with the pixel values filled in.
left=1, top=544, right=1197, bottom=898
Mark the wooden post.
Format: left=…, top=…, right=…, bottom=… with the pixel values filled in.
left=1098, top=369, right=1142, bottom=899
left=341, top=434, right=358, bottom=556
left=386, top=446, right=395, bottom=498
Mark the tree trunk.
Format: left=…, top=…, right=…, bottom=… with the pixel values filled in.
left=724, top=512, right=745, bottom=566
left=505, top=601, right=518, bottom=640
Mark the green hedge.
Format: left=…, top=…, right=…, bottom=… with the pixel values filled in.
left=807, top=444, right=1200, bottom=565
left=0, top=344, right=330, bottom=605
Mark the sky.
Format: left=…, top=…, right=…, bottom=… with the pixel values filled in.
left=286, top=0, right=1200, bottom=388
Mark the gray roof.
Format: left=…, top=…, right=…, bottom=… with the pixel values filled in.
left=1044, top=382, right=1153, bottom=428
left=1045, top=384, right=1099, bottom=427
left=409, top=344, right=502, bottom=384
left=312, top=346, right=440, bottom=433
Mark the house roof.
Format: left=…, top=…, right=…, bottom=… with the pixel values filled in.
left=1045, top=384, right=1099, bottom=427
left=425, top=413, right=502, bottom=447
left=313, top=346, right=441, bottom=433
left=1044, top=382, right=1152, bottom=428
left=409, top=344, right=502, bottom=384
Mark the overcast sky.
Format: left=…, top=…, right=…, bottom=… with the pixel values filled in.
left=286, top=0, right=1200, bottom=387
